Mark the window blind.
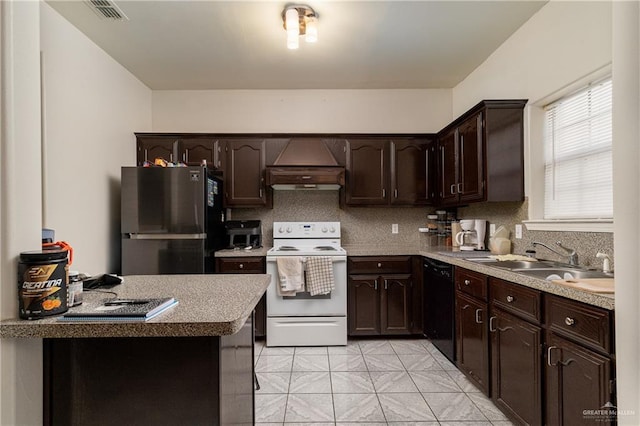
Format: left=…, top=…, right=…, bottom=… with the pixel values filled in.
left=543, top=78, right=612, bottom=220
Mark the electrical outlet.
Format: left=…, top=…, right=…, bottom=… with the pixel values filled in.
left=489, top=224, right=496, bottom=236
left=515, top=224, right=523, bottom=239
left=392, top=224, right=399, bottom=234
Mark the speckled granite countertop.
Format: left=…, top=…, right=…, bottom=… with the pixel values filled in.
left=215, top=246, right=271, bottom=257
left=341, top=244, right=615, bottom=311
left=0, top=274, right=270, bottom=339
left=214, top=243, right=614, bottom=310
left=342, top=244, right=421, bottom=256
left=421, top=250, right=615, bottom=311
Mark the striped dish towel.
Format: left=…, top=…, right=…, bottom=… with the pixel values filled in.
left=305, top=256, right=334, bottom=296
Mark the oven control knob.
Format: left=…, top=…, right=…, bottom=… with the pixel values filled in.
left=330, top=226, right=336, bottom=233
left=321, top=227, right=327, bottom=233
left=286, top=227, right=292, bottom=233
left=278, top=227, right=284, bottom=234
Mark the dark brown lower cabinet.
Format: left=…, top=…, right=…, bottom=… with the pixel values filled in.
left=347, top=256, right=417, bottom=336
left=545, top=331, right=613, bottom=426
left=455, top=291, right=490, bottom=395
left=348, top=275, right=380, bottom=335
left=448, top=265, right=615, bottom=425
left=216, top=256, right=266, bottom=338
left=347, top=274, right=412, bottom=336
left=490, top=307, right=542, bottom=425
left=381, top=274, right=412, bottom=334
left=44, top=319, right=254, bottom=426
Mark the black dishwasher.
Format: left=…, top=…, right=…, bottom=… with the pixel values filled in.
left=423, top=257, right=455, bottom=363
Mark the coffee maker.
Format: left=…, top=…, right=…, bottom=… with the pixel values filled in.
left=455, top=219, right=487, bottom=251
left=225, top=220, right=262, bottom=249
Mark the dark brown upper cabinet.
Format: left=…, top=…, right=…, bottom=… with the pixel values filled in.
left=136, top=135, right=176, bottom=165
left=135, top=134, right=221, bottom=169
left=345, top=137, right=434, bottom=207
left=437, top=100, right=527, bottom=207
left=392, top=138, right=436, bottom=205
left=345, top=139, right=389, bottom=206
left=224, top=139, right=270, bottom=208
left=179, top=138, right=221, bottom=169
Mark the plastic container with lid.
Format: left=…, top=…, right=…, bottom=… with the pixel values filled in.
left=427, top=215, right=438, bottom=232
left=18, top=249, right=69, bottom=319
left=68, top=270, right=83, bottom=307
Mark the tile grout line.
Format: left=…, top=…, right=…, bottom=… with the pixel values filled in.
left=255, top=339, right=505, bottom=425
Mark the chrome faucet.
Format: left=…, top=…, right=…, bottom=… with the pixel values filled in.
left=532, top=241, right=579, bottom=266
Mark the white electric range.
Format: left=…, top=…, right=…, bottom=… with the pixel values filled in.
left=266, top=221, right=347, bottom=347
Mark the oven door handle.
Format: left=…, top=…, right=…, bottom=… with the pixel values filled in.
left=267, top=256, right=346, bottom=263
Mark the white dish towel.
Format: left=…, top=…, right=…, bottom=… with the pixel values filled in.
left=276, top=257, right=304, bottom=296
left=305, top=256, right=335, bottom=296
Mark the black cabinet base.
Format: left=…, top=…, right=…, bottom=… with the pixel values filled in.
left=44, top=321, right=253, bottom=426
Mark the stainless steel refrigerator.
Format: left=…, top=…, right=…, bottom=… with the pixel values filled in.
left=121, top=166, right=225, bottom=275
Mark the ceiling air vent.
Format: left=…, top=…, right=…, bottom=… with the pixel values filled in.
left=84, top=0, right=129, bottom=21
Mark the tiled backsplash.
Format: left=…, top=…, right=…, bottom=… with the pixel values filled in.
left=458, top=199, right=614, bottom=270
left=229, top=192, right=614, bottom=270
left=229, top=191, right=427, bottom=249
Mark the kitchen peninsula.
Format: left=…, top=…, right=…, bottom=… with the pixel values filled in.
left=0, top=274, right=269, bottom=426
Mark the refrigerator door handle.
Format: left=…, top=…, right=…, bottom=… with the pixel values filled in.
left=127, top=233, right=207, bottom=240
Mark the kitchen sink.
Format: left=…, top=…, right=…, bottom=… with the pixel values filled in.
left=467, top=259, right=561, bottom=270
left=511, top=268, right=613, bottom=280
left=466, top=257, right=613, bottom=280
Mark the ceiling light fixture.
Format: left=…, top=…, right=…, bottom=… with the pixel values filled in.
left=282, top=4, right=318, bottom=50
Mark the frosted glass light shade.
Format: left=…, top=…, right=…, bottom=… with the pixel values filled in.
left=305, top=16, right=318, bottom=43
left=285, top=8, right=299, bottom=34
left=287, top=32, right=299, bottom=49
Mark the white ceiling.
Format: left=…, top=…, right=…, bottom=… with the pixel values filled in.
left=46, top=0, right=547, bottom=90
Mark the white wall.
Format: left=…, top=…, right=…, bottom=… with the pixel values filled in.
left=452, top=1, right=612, bottom=115
left=152, top=89, right=452, bottom=133
left=612, top=2, right=640, bottom=423
left=41, top=3, right=152, bottom=275
left=0, top=4, right=151, bottom=425
left=453, top=1, right=612, bottom=219
left=453, top=0, right=640, bottom=420
left=0, top=2, right=42, bottom=425
left=1, top=2, right=44, bottom=425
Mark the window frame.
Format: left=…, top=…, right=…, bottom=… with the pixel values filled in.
left=524, top=65, right=613, bottom=233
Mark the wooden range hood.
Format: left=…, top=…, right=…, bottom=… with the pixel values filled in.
left=266, top=139, right=345, bottom=190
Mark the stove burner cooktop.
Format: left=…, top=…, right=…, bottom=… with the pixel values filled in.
left=277, top=246, right=299, bottom=251
left=314, top=246, right=336, bottom=251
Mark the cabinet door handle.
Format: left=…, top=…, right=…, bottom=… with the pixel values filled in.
left=394, top=189, right=398, bottom=198
left=377, top=263, right=382, bottom=268
left=547, top=346, right=559, bottom=367
left=184, top=148, right=189, bottom=163
left=475, top=309, right=483, bottom=324
left=374, top=279, right=378, bottom=291
left=259, top=188, right=263, bottom=198
left=239, top=263, right=244, bottom=269
left=382, top=188, right=386, bottom=198
left=464, top=279, right=471, bottom=286
left=450, top=184, right=457, bottom=195
left=384, top=279, right=388, bottom=290
left=144, top=148, right=149, bottom=162
left=564, top=317, right=575, bottom=326
left=489, top=316, right=497, bottom=332
left=457, top=183, right=463, bottom=193
left=506, top=295, right=514, bottom=303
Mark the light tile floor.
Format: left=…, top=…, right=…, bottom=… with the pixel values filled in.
left=254, top=338, right=514, bottom=425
